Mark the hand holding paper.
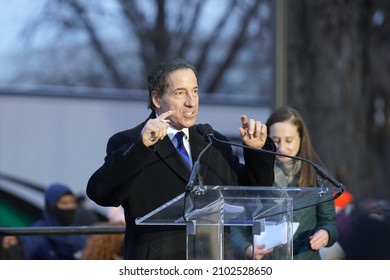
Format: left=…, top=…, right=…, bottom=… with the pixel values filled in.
left=254, top=222, right=299, bottom=250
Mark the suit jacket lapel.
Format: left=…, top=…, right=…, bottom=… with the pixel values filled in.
left=156, top=134, right=191, bottom=181
left=189, top=125, right=211, bottom=174
left=143, top=112, right=190, bottom=180
left=155, top=124, right=211, bottom=182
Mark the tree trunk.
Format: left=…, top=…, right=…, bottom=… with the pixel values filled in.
left=286, top=0, right=382, bottom=200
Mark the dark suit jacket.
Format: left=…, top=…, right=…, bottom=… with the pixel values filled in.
left=87, top=112, right=275, bottom=259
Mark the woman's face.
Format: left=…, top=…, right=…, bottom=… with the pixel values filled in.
left=269, top=121, right=301, bottom=162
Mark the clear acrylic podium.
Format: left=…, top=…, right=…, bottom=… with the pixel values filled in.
left=135, top=185, right=343, bottom=260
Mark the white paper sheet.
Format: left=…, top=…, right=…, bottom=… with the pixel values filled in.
left=253, top=222, right=299, bottom=250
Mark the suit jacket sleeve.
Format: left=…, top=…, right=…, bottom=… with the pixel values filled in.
left=86, top=123, right=156, bottom=207
left=240, top=136, right=276, bottom=186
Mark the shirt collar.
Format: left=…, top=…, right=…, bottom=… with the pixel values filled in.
left=167, top=126, right=189, bottom=141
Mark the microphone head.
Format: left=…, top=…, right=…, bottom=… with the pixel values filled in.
left=204, top=123, right=213, bottom=135
left=196, top=123, right=214, bottom=138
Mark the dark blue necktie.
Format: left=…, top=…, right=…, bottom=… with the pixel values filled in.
left=175, top=131, right=191, bottom=167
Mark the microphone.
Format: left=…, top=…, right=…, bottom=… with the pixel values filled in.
left=202, top=123, right=346, bottom=191
left=185, top=124, right=214, bottom=193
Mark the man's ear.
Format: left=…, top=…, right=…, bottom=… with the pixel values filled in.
left=151, top=91, right=161, bottom=108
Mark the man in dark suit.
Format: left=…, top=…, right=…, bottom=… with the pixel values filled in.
left=86, top=57, right=276, bottom=259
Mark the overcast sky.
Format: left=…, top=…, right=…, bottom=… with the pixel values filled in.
left=0, top=0, right=46, bottom=55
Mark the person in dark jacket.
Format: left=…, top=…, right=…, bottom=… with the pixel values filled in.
left=21, top=183, right=86, bottom=260
left=344, top=198, right=390, bottom=260
left=1, top=234, right=24, bottom=259
left=86, top=57, right=276, bottom=260
left=231, top=106, right=339, bottom=260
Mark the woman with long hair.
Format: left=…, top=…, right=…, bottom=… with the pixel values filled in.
left=231, top=106, right=338, bottom=259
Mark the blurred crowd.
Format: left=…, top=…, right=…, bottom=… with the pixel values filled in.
left=321, top=190, right=390, bottom=260
left=1, top=182, right=125, bottom=260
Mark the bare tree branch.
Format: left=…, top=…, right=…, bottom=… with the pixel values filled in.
left=176, top=0, right=203, bottom=58
left=195, top=0, right=239, bottom=76
left=62, top=0, right=126, bottom=87
left=119, top=0, right=166, bottom=76
left=206, top=0, right=263, bottom=92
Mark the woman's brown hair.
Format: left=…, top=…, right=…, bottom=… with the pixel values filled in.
left=266, top=106, right=324, bottom=187
left=81, top=220, right=125, bottom=260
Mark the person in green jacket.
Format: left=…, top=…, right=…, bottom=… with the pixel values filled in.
left=230, top=106, right=339, bottom=260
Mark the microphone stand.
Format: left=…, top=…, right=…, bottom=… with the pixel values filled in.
left=182, top=134, right=213, bottom=222
left=210, top=135, right=346, bottom=197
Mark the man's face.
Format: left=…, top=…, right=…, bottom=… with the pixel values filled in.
left=56, top=194, right=77, bottom=210
left=153, top=68, right=199, bottom=130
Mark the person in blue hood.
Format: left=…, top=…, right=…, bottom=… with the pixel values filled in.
left=21, top=183, right=87, bottom=259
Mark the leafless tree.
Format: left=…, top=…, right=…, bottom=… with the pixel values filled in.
left=19, top=0, right=274, bottom=100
